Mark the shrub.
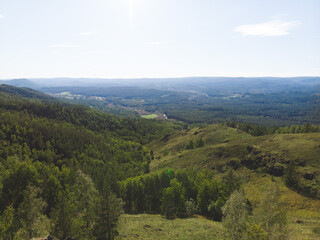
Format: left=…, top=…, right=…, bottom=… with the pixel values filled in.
left=222, top=189, right=249, bottom=240
left=185, top=199, right=198, bottom=217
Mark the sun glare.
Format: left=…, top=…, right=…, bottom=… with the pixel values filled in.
left=129, top=0, right=134, bottom=25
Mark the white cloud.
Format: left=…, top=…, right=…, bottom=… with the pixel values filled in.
left=146, top=41, right=168, bottom=45
left=80, top=31, right=96, bottom=36
left=50, top=44, right=79, bottom=48
left=235, top=20, right=301, bottom=37
left=0, top=14, right=4, bottom=18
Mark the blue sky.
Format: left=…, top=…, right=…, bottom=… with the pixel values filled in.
left=0, top=0, right=319, bottom=78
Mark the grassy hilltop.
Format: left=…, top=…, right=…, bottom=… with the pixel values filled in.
left=148, top=124, right=320, bottom=196
left=117, top=124, right=320, bottom=240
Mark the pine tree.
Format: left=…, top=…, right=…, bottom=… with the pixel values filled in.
left=94, top=192, right=124, bottom=240
left=70, top=170, right=99, bottom=239
left=51, top=188, right=76, bottom=239
left=161, top=179, right=186, bottom=219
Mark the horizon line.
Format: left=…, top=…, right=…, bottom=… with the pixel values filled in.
left=0, top=75, right=319, bottom=81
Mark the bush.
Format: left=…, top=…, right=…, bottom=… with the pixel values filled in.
left=185, top=199, right=198, bottom=217
left=222, top=189, right=249, bottom=240
left=246, top=224, right=267, bottom=240
left=254, top=186, right=291, bottom=240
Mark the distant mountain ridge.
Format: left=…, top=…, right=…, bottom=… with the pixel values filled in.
left=0, top=78, right=41, bottom=89
left=0, top=84, right=55, bottom=100
left=1, top=77, right=319, bottom=92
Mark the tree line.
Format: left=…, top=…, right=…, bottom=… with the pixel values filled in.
left=225, top=121, right=320, bottom=136
left=119, top=169, right=240, bottom=220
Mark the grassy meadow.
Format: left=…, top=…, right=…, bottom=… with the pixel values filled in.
left=148, top=124, right=320, bottom=171
left=141, top=114, right=158, bottom=119
left=141, top=124, right=320, bottom=239
left=116, top=214, right=223, bottom=240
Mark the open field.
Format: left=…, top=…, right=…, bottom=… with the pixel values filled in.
left=141, top=114, right=158, bottom=119
left=116, top=214, right=223, bottom=240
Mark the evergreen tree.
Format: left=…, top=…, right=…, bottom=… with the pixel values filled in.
left=70, top=170, right=100, bottom=239
left=161, top=187, right=177, bottom=219
left=151, top=175, right=161, bottom=213
left=161, top=179, right=186, bottom=219
left=0, top=205, right=14, bottom=239
left=94, top=192, right=124, bottom=240
left=284, top=161, right=299, bottom=188
left=222, top=170, right=240, bottom=196
left=195, top=137, right=205, bottom=148
left=197, top=179, right=219, bottom=216
left=214, top=197, right=225, bottom=221
left=16, top=185, right=51, bottom=239
left=51, top=188, right=76, bottom=239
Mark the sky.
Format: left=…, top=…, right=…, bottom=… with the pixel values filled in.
left=0, top=0, right=319, bottom=79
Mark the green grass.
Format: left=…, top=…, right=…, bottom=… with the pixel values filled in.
left=116, top=169, right=320, bottom=240
left=141, top=114, right=158, bottom=119
left=148, top=124, right=320, bottom=194
left=146, top=123, right=320, bottom=239
left=148, top=124, right=255, bottom=171
left=241, top=169, right=320, bottom=240
left=115, top=214, right=223, bottom=240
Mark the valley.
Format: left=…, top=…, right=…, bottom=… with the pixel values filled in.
left=1, top=1, right=319, bottom=239
left=0, top=82, right=319, bottom=239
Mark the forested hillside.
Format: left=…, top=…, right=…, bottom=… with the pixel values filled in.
left=0, top=85, right=180, bottom=239
left=38, top=77, right=320, bottom=126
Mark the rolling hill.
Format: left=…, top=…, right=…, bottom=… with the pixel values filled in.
left=0, top=85, right=319, bottom=239
left=145, top=124, right=320, bottom=239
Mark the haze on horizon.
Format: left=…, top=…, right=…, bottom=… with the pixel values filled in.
left=0, top=0, right=319, bottom=79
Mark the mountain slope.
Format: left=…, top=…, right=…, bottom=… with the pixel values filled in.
left=0, top=79, right=40, bottom=89
left=0, top=86, right=181, bottom=239
left=148, top=124, right=320, bottom=239
left=0, top=84, right=55, bottom=100
left=148, top=124, right=320, bottom=197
